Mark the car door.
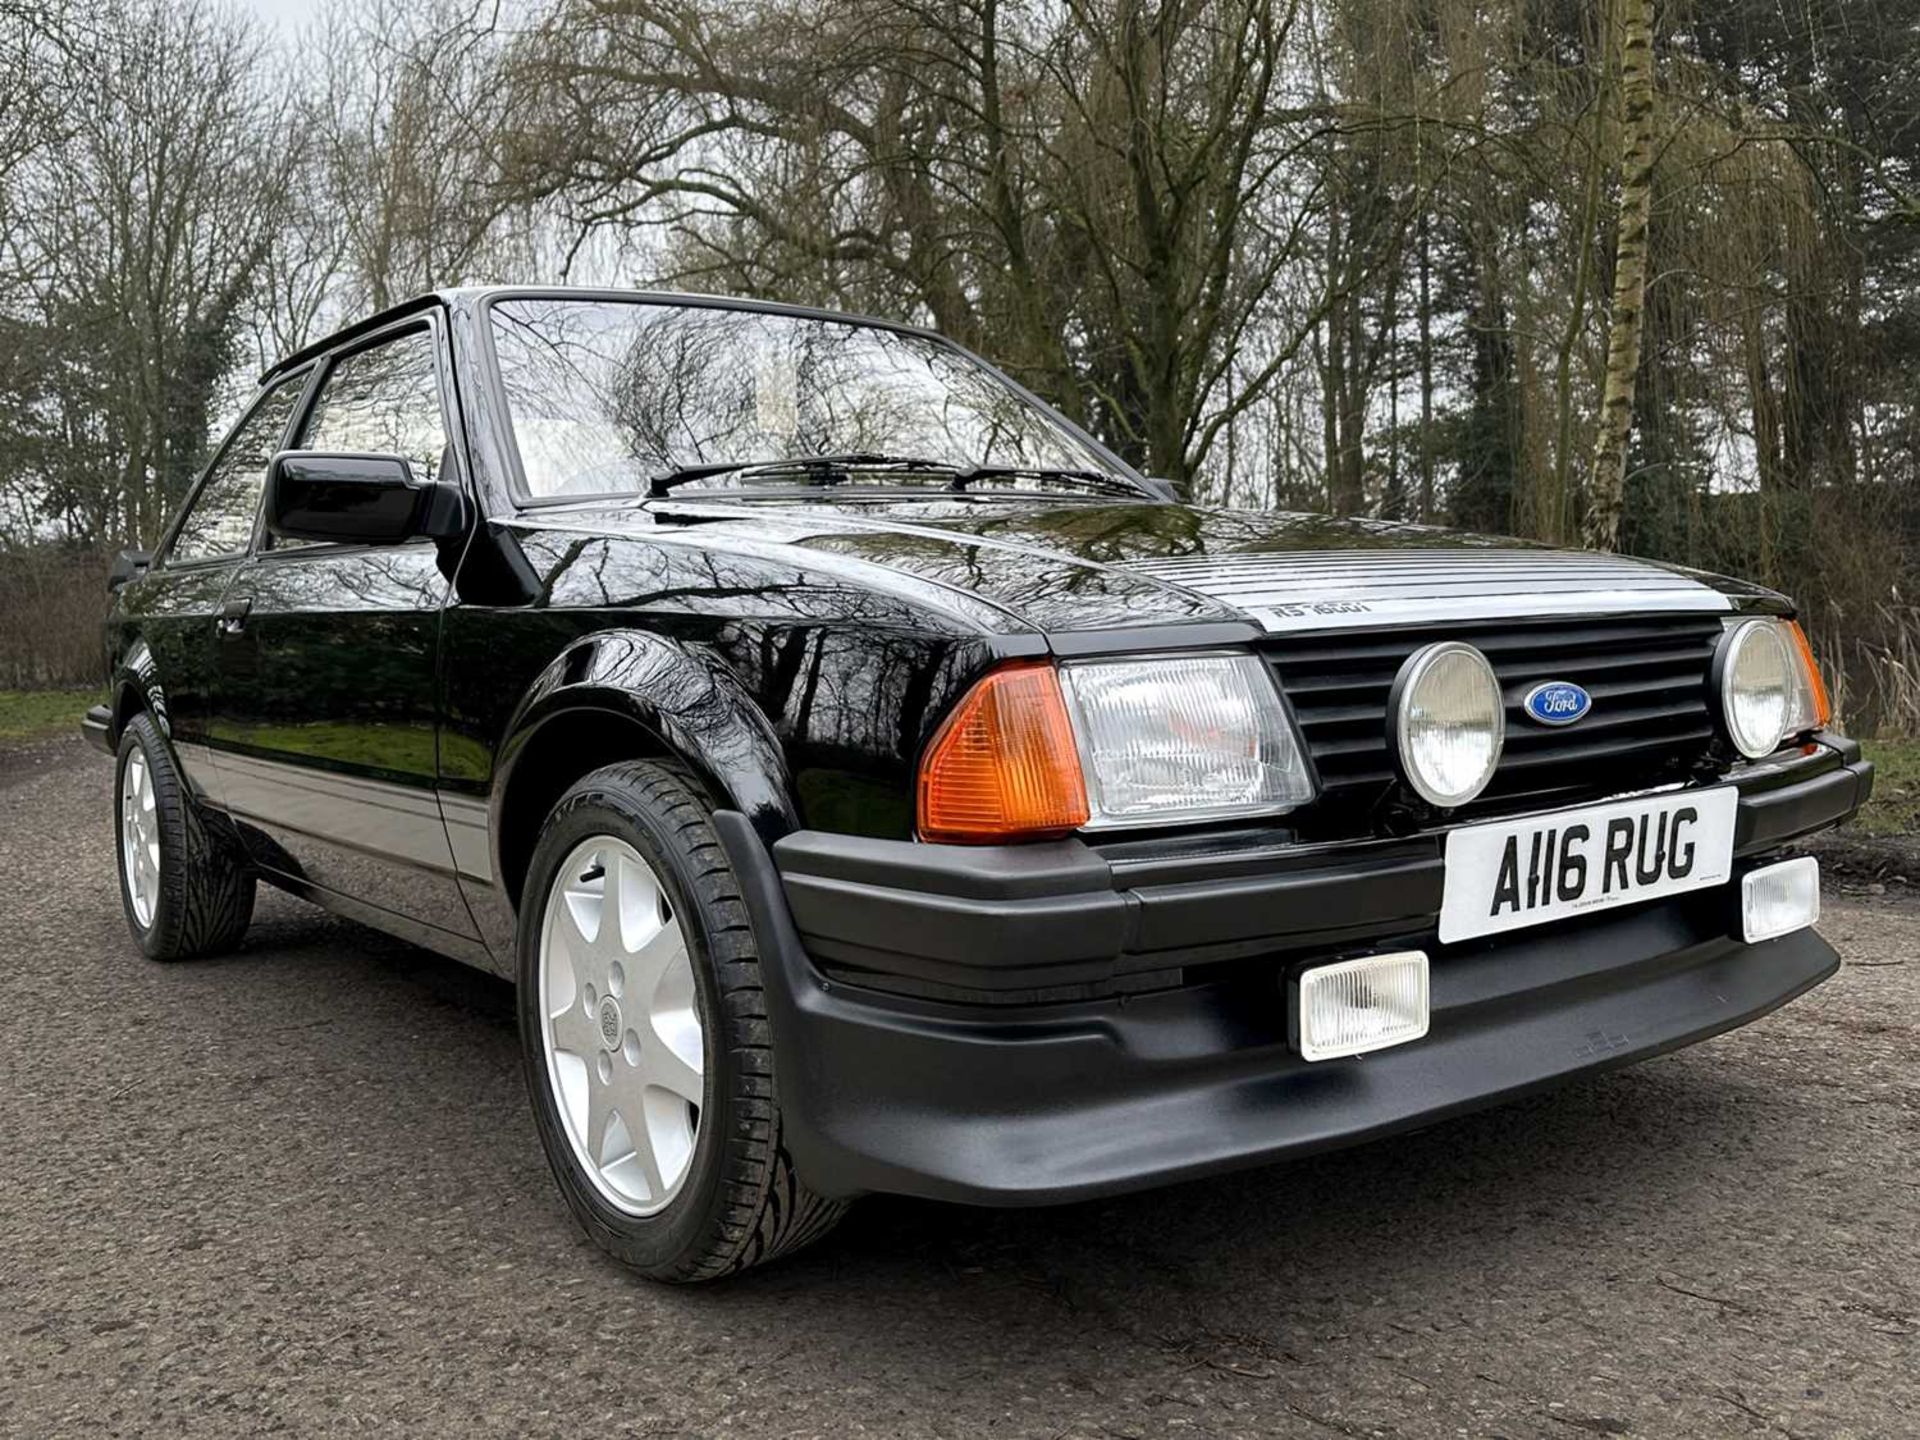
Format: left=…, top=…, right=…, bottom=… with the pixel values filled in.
left=118, top=372, right=313, bottom=808
left=206, top=316, right=479, bottom=942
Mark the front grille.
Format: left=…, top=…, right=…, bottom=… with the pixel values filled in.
left=1263, top=614, right=1726, bottom=835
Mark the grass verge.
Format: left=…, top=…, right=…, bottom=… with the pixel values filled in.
left=1856, top=739, right=1919, bottom=839
left=0, top=689, right=99, bottom=745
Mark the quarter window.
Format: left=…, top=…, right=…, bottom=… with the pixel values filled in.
left=297, top=327, right=449, bottom=483
left=169, top=376, right=306, bottom=564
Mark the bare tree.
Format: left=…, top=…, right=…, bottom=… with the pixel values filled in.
left=492, top=0, right=1361, bottom=487
left=1, top=0, right=296, bottom=545
left=0, top=1, right=66, bottom=187
left=1584, top=0, right=1657, bottom=551
left=0, top=0, right=1916, bottom=724
left=312, top=0, right=512, bottom=312
left=0, top=0, right=78, bottom=309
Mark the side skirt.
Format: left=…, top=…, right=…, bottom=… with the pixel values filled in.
left=260, top=868, right=508, bottom=978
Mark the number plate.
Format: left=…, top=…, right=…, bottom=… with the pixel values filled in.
left=1438, top=788, right=1737, bottom=944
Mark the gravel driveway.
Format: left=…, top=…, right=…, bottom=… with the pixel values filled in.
left=3, top=739, right=1914, bottom=1438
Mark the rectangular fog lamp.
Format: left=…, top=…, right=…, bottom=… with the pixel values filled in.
left=1742, top=856, right=1820, bottom=943
left=1293, top=951, right=1430, bottom=1062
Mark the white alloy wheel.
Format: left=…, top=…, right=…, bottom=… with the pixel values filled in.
left=538, top=835, right=707, bottom=1216
left=120, top=747, right=161, bottom=928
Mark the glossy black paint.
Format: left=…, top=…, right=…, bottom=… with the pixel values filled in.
left=433, top=519, right=1014, bottom=949
left=102, top=285, right=1803, bottom=980
left=109, top=569, right=236, bottom=799
left=209, top=536, right=476, bottom=938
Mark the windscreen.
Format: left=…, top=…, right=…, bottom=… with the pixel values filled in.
left=487, top=297, right=1130, bottom=499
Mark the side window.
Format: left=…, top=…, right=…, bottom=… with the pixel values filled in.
left=297, top=327, right=450, bottom=483
left=168, top=375, right=306, bottom=564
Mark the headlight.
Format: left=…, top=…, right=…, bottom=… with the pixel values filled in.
left=1390, top=642, right=1504, bottom=807
left=1059, top=653, right=1314, bottom=829
left=1718, top=617, right=1830, bottom=758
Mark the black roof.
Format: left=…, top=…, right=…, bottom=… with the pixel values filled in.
left=258, top=285, right=947, bottom=386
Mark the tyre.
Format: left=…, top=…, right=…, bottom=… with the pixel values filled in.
left=114, top=711, right=256, bottom=961
left=517, top=759, right=846, bottom=1282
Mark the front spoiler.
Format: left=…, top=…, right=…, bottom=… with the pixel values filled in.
left=722, top=807, right=1838, bottom=1205
left=80, top=704, right=113, bottom=756
left=712, top=738, right=1865, bottom=1206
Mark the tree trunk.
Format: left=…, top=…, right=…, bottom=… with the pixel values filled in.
left=1742, top=306, right=1785, bottom=497
left=1551, top=10, right=1609, bottom=545
left=1417, top=210, right=1433, bottom=522
left=1584, top=0, right=1656, bottom=552
left=1385, top=269, right=1402, bottom=520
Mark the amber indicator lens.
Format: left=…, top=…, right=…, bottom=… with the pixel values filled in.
left=917, top=662, right=1089, bottom=843
left=1786, top=621, right=1832, bottom=731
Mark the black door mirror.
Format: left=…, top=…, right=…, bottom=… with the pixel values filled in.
left=265, top=451, right=469, bottom=546
left=106, top=549, right=152, bottom=593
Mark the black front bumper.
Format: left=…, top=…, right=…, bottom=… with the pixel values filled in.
left=715, top=736, right=1871, bottom=1206
left=81, top=703, right=113, bottom=755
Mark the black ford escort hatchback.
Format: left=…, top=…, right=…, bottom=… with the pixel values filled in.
left=88, top=287, right=1871, bottom=1281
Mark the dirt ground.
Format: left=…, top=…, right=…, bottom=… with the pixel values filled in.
left=3, top=738, right=1914, bottom=1438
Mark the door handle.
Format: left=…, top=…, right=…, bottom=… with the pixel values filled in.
left=218, top=596, right=252, bottom=637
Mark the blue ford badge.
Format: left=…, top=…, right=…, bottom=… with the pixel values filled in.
left=1523, top=681, right=1592, bottom=726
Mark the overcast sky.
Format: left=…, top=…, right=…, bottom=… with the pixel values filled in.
left=230, top=0, right=318, bottom=36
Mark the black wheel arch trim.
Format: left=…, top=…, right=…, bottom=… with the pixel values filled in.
left=106, top=637, right=170, bottom=744
left=487, top=629, right=799, bottom=904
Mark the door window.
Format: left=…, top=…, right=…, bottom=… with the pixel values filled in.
left=169, top=375, right=306, bottom=564
left=297, top=327, right=450, bottom=483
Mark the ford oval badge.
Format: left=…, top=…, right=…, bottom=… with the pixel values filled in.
left=1523, top=680, right=1592, bottom=727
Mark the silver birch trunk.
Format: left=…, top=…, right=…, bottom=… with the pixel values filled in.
left=1584, top=0, right=1657, bottom=552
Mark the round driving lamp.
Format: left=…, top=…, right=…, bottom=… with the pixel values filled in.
left=1716, top=619, right=1794, bottom=759
left=1390, top=642, right=1505, bottom=808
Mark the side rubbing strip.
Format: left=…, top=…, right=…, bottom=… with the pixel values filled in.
left=217, top=751, right=457, bottom=876
left=439, top=792, right=492, bottom=883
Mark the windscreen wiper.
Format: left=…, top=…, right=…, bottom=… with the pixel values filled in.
left=648, top=453, right=957, bottom=496
left=949, top=464, right=1139, bottom=496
